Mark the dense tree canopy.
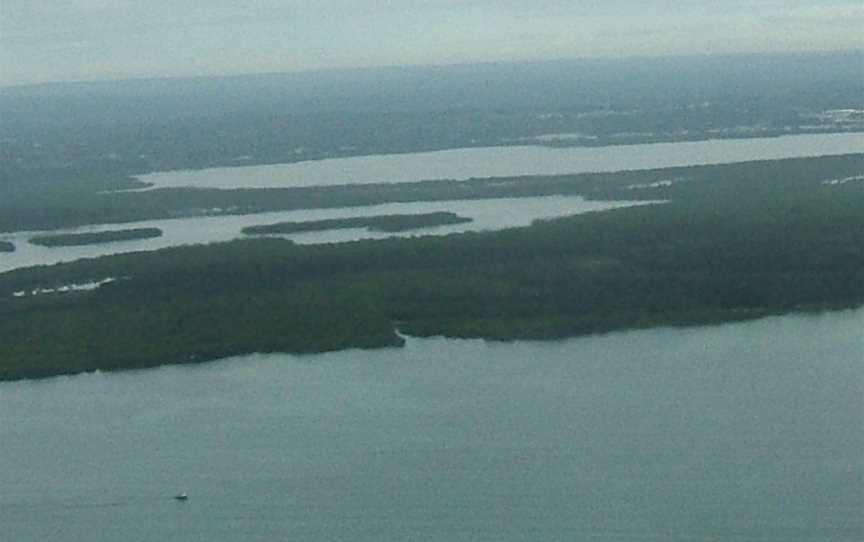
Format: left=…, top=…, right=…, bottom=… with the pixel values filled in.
left=29, top=228, right=163, bottom=247
left=1, top=154, right=862, bottom=380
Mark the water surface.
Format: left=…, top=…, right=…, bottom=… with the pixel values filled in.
left=1, top=308, right=861, bottom=541
left=0, top=196, right=644, bottom=273
left=138, top=133, right=864, bottom=190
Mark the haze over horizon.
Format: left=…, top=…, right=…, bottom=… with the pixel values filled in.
left=2, top=1, right=862, bottom=87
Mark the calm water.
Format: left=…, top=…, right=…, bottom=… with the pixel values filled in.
left=5, top=132, right=862, bottom=273
left=138, top=133, right=864, bottom=190
left=0, top=196, right=648, bottom=273
left=1, top=308, right=862, bottom=541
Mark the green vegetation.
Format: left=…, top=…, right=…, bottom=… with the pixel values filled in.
left=29, top=228, right=163, bottom=247
left=0, top=241, right=14, bottom=253
left=4, top=52, right=861, bottom=187
left=3, top=53, right=861, bottom=236
left=244, top=212, right=472, bottom=235
left=1, top=154, right=862, bottom=381
left=2, top=154, right=861, bottom=234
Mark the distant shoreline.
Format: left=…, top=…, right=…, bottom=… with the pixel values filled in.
left=134, top=130, right=864, bottom=181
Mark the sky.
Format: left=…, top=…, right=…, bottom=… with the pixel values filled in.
left=1, top=1, right=862, bottom=86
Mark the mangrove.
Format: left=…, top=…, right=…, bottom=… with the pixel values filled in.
left=243, top=212, right=472, bottom=235
left=29, top=228, right=163, bottom=247
left=1, top=153, right=862, bottom=381
left=1, top=154, right=861, bottom=234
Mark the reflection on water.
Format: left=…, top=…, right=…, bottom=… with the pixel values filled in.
left=1, top=307, right=862, bottom=541
left=0, top=196, right=648, bottom=273
left=137, top=133, right=864, bottom=190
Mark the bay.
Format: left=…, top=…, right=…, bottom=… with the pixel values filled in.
left=1, top=308, right=861, bottom=541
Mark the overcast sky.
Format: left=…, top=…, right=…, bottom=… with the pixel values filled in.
left=1, top=1, right=862, bottom=86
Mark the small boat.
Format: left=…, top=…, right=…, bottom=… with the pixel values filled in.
left=174, top=493, right=188, bottom=501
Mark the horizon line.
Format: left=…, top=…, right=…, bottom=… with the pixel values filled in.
left=3, top=47, right=862, bottom=91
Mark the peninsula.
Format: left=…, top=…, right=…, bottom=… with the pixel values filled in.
left=29, top=228, right=163, bottom=247
left=243, top=212, right=472, bottom=235
left=1, top=154, right=862, bottom=381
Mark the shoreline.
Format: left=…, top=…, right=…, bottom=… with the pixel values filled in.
left=2, top=153, right=861, bottom=382
left=1, top=301, right=860, bottom=383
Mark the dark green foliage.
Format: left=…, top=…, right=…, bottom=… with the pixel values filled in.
left=1, top=153, right=861, bottom=233
left=243, top=212, right=472, bottom=235
left=0, top=172, right=149, bottom=232
left=1, top=155, right=862, bottom=380
left=0, top=241, right=14, bottom=253
left=0, top=282, right=402, bottom=381
left=29, top=228, right=163, bottom=247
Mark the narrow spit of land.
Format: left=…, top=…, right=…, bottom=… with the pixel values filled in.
left=243, top=212, right=472, bottom=235
left=29, top=228, right=163, bottom=247
left=0, top=154, right=862, bottom=381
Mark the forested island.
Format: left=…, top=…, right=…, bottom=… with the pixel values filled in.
left=0, top=241, right=14, bottom=253
left=243, top=212, right=472, bottom=235
left=29, top=228, right=163, bottom=247
left=1, top=153, right=862, bottom=381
